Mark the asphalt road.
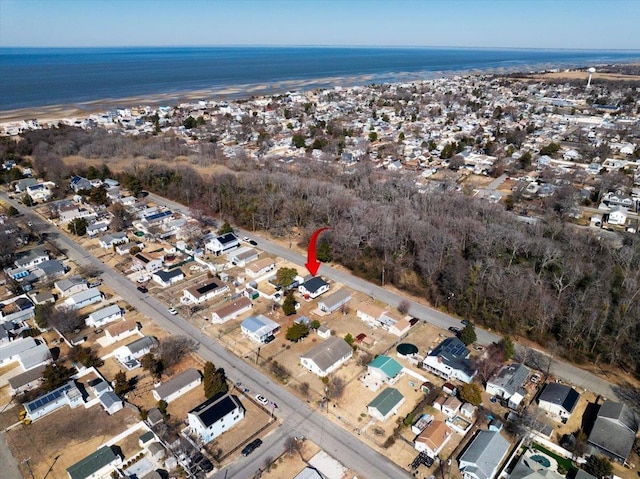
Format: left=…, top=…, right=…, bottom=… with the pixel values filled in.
left=146, top=192, right=619, bottom=400
left=1, top=191, right=411, bottom=479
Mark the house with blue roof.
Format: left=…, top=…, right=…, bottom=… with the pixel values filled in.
left=241, top=314, right=280, bottom=343
left=423, top=337, right=476, bottom=383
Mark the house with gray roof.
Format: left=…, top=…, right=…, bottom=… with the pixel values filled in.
left=33, top=259, right=66, bottom=279
left=588, top=400, right=639, bottom=463
left=55, top=275, right=88, bottom=298
left=367, top=387, right=405, bottom=422
left=99, top=391, right=123, bottom=415
left=241, top=314, right=280, bottom=343
left=537, top=383, right=580, bottom=422
left=85, top=304, right=123, bottom=328
left=300, top=336, right=352, bottom=377
left=423, top=337, right=476, bottom=383
left=317, top=288, right=352, bottom=314
left=98, top=231, right=129, bottom=249
left=153, top=368, right=202, bottom=403
left=62, top=287, right=103, bottom=310
left=14, top=247, right=50, bottom=271
left=458, top=430, right=510, bottom=479
left=486, top=363, right=530, bottom=410
left=66, top=445, right=122, bottom=479
left=114, top=336, right=158, bottom=370
left=8, top=363, right=46, bottom=396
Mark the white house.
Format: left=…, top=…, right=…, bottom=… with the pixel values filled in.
left=0, top=295, right=35, bottom=324
left=114, top=336, right=158, bottom=370
left=458, top=430, right=511, bottom=479
left=367, top=355, right=404, bottom=385
left=14, top=247, right=50, bottom=271
left=104, top=320, right=139, bottom=343
left=133, top=253, right=163, bottom=273
left=211, top=297, right=253, bottom=323
left=537, top=383, right=580, bottom=422
left=98, top=231, right=129, bottom=249
left=26, top=181, right=55, bottom=202
left=153, top=368, right=202, bottom=403
left=24, top=380, right=84, bottom=421
left=414, top=420, right=452, bottom=458
left=240, top=314, right=280, bottom=343
left=55, top=275, right=88, bottom=298
left=317, top=288, right=352, bottom=313
left=63, top=287, right=103, bottom=310
left=67, top=446, right=123, bottom=479
left=227, top=247, right=259, bottom=266
left=367, top=387, right=405, bottom=422
left=608, top=206, right=628, bottom=225
left=356, top=302, right=387, bottom=326
left=423, top=337, right=476, bottom=383
left=205, top=232, right=240, bottom=255
left=245, top=257, right=276, bottom=278
left=85, top=304, right=123, bottom=328
left=86, top=222, right=109, bottom=237
left=152, top=268, right=185, bottom=287
left=298, top=276, right=330, bottom=299
left=486, top=363, right=529, bottom=410
left=183, top=279, right=229, bottom=304
left=187, top=392, right=244, bottom=443
left=300, top=336, right=352, bottom=377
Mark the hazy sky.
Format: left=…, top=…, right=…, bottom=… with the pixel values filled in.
left=1, top=0, right=639, bottom=50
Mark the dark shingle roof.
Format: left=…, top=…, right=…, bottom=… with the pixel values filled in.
left=189, top=393, right=242, bottom=428
left=588, top=400, right=638, bottom=461
left=538, top=383, right=579, bottom=413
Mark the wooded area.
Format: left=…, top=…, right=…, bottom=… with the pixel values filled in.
left=4, top=126, right=640, bottom=376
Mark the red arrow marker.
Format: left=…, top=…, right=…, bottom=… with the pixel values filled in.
left=305, top=227, right=330, bottom=276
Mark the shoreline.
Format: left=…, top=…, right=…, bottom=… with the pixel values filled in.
left=2, top=60, right=639, bottom=124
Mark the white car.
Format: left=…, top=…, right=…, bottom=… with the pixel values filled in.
left=167, top=307, right=178, bottom=315
left=255, top=394, right=268, bottom=405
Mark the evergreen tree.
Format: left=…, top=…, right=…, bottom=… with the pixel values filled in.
left=282, top=291, right=297, bottom=316
left=203, top=361, right=228, bottom=398
left=113, top=371, right=130, bottom=395
left=459, top=323, right=477, bottom=345
left=286, top=322, right=309, bottom=342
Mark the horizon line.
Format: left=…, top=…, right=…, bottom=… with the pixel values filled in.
left=2, top=44, right=640, bottom=53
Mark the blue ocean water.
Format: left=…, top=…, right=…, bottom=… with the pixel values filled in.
left=1, top=46, right=639, bottom=111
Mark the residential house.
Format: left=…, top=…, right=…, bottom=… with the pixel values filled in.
left=205, top=232, right=240, bottom=255
left=183, top=278, right=229, bottom=304
left=389, top=317, right=412, bottom=336
left=133, top=252, right=163, bottom=273
left=356, top=301, right=387, bottom=327
left=608, top=206, right=628, bottom=225
left=458, top=430, right=511, bottom=479
left=0, top=295, right=35, bottom=323
left=86, top=222, right=109, bottom=238
left=98, top=232, right=129, bottom=249
left=33, top=259, right=66, bottom=280
left=116, top=242, right=140, bottom=255
left=414, top=420, right=452, bottom=458
left=588, top=400, right=639, bottom=463
left=24, top=380, right=84, bottom=421
left=241, top=314, right=280, bottom=343
left=26, top=181, right=55, bottom=202
left=227, top=247, right=259, bottom=266
left=317, top=288, right=352, bottom=314
left=245, top=257, right=276, bottom=278
left=300, top=336, right=352, bottom=377
left=99, top=391, right=124, bottom=415
left=8, top=364, right=46, bottom=396
left=367, top=387, right=405, bottom=422
left=0, top=337, right=51, bottom=370
left=66, top=446, right=122, bottom=479
left=537, top=383, right=580, bottom=422
left=423, top=337, right=476, bottom=383
left=486, top=363, right=530, bottom=410
left=14, top=247, right=50, bottom=271
left=14, top=177, right=39, bottom=193
left=153, top=368, right=202, bottom=403
left=55, top=275, right=88, bottom=298
left=69, top=175, right=92, bottom=193
left=63, top=287, right=103, bottom=310
left=152, top=268, right=185, bottom=287
left=85, top=304, right=123, bottom=328
left=367, top=355, right=404, bottom=385
left=114, top=336, right=158, bottom=369
left=104, top=320, right=139, bottom=343
left=211, top=297, right=253, bottom=324
left=28, top=290, right=55, bottom=305
left=298, top=277, right=330, bottom=299
left=441, top=395, right=463, bottom=418
left=187, top=392, right=245, bottom=443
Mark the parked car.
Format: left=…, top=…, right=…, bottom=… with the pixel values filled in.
left=241, top=438, right=262, bottom=456
left=531, top=373, right=541, bottom=384
left=137, top=286, right=148, bottom=293
left=167, top=307, right=178, bottom=315
left=448, top=326, right=460, bottom=333
left=255, top=394, right=268, bottom=405
left=248, top=240, right=258, bottom=246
